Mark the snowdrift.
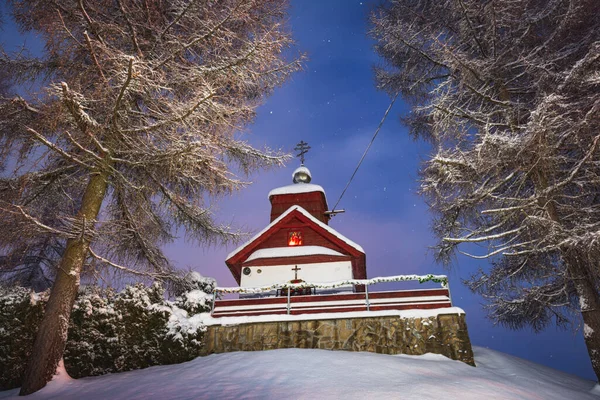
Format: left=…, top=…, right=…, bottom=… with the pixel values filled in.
left=1, top=346, right=596, bottom=399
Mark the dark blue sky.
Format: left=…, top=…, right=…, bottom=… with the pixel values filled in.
left=0, top=0, right=594, bottom=381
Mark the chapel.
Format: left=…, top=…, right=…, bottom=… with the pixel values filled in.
left=206, top=144, right=473, bottom=367
left=224, top=162, right=366, bottom=296
left=211, top=141, right=454, bottom=317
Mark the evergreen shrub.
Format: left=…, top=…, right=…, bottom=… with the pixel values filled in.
left=0, top=273, right=214, bottom=390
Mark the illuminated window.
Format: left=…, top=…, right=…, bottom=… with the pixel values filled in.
left=288, top=231, right=303, bottom=246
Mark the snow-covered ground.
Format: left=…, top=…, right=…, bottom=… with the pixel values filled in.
left=2, top=346, right=597, bottom=399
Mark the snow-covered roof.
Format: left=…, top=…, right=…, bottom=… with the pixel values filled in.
left=298, top=206, right=364, bottom=253
left=226, top=205, right=364, bottom=260
left=268, top=183, right=326, bottom=199
left=246, top=246, right=345, bottom=262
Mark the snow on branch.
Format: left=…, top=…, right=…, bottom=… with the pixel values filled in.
left=371, top=0, right=600, bottom=346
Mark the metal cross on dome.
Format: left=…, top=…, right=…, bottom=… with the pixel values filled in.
left=294, top=140, right=311, bottom=165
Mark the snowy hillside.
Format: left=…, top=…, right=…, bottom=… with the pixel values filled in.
left=1, top=347, right=597, bottom=400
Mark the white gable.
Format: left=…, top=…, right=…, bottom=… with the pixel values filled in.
left=226, top=205, right=364, bottom=261
left=240, top=261, right=353, bottom=288
left=246, top=246, right=345, bottom=262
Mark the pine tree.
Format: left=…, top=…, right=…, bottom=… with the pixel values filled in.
left=0, top=0, right=301, bottom=394
left=371, top=0, right=600, bottom=380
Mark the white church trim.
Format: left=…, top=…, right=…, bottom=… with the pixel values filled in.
left=245, top=246, right=345, bottom=262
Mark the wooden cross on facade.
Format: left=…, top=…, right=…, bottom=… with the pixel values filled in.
left=292, top=265, right=302, bottom=280
left=294, top=141, right=311, bottom=165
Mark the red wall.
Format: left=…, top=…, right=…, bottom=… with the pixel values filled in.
left=244, top=254, right=351, bottom=267
left=270, top=192, right=329, bottom=224
left=255, top=218, right=346, bottom=254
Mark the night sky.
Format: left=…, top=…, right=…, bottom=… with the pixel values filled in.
left=0, top=0, right=594, bottom=382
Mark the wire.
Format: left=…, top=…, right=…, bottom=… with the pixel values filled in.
left=331, top=93, right=399, bottom=212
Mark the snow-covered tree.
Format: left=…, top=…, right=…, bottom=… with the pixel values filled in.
left=66, top=286, right=122, bottom=378
left=0, top=0, right=301, bottom=394
left=371, top=0, right=600, bottom=380
left=1, top=281, right=212, bottom=388
left=0, top=286, right=47, bottom=390
left=173, top=271, right=215, bottom=315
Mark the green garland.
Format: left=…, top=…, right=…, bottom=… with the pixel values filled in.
left=215, top=274, right=448, bottom=294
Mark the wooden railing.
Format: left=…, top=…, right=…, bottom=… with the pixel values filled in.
left=211, top=275, right=452, bottom=318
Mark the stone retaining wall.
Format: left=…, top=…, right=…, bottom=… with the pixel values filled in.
left=202, top=313, right=475, bottom=366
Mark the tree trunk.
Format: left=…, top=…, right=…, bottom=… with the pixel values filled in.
left=19, top=169, right=110, bottom=396
left=538, top=173, right=600, bottom=382
left=564, top=249, right=600, bottom=382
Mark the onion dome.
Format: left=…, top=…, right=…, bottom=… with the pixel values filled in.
left=293, top=165, right=312, bottom=184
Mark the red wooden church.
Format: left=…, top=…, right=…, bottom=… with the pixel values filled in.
left=225, top=165, right=366, bottom=293
left=212, top=145, right=453, bottom=318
